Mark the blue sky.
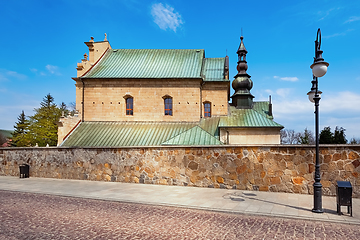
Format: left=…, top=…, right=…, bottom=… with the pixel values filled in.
left=1, top=0, right=360, bottom=140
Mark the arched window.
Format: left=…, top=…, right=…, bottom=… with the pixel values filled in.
left=204, top=102, right=211, bottom=117
left=164, top=97, right=172, bottom=116
left=126, top=97, right=133, bottom=115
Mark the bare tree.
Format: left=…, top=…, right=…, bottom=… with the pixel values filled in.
left=349, top=137, right=360, bottom=144
left=280, top=129, right=301, bottom=144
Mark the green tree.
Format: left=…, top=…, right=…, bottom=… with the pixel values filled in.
left=299, top=128, right=315, bottom=144
left=11, top=110, right=31, bottom=147
left=319, top=126, right=333, bottom=144
left=59, top=102, right=69, bottom=116
left=333, top=126, right=347, bottom=144
left=319, top=126, right=347, bottom=144
left=28, top=94, right=62, bottom=146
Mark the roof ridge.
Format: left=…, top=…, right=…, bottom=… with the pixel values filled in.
left=81, top=121, right=200, bottom=124
left=162, top=125, right=223, bottom=145
left=82, top=48, right=111, bottom=78
left=111, top=48, right=205, bottom=51
left=220, top=108, right=283, bottom=128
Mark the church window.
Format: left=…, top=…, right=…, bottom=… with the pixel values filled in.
left=126, top=97, right=133, bottom=115
left=204, top=102, right=211, bottom=117
left=164, top=97, right=172, bottom=116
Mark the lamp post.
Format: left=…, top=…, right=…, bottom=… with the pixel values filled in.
left=307, top=28, right=329, bottom=213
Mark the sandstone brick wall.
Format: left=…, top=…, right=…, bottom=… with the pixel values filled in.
left=57, top=114, right=81, bottom=146
left=201, top=82, right=229, bottom=117
left=75, top=79, right=204, bottom=122
left=74, top=79, right=230, bottom=122
left=1, top=145, right=360, bottom=197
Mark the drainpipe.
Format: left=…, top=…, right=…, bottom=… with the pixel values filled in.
left=226, top=130, right=230, bottom=144
left=81, top=79, right=85, bottom=122
left=269, top=95, right=273, bottom=117
left=200, top=81, right=205, bottom=118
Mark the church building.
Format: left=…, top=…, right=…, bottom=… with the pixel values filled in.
left=58, top=34, right=283, bottom=147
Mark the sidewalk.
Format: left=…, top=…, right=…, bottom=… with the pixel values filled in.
left=0, top=176, right=358, bottom=225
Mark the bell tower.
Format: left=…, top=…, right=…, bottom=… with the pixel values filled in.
left=231, top=35, right=254, bottom=109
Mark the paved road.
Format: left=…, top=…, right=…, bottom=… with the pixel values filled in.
left=1, top=190, right=359, bottom=240
left=1, top=176, right=358, bottom=225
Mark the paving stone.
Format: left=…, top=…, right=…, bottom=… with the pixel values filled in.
left=1, top=190, right=360, bottom=240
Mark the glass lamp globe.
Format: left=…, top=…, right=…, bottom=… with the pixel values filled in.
left=307, top=90, right=322, bottom=103
left=310, top=62, right=329, bottom=78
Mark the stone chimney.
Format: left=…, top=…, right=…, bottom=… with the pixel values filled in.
left=224, top=55, right=229, bottom=80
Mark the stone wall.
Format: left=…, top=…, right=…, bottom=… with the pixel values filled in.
left=1, top=145, right=360, bottom=197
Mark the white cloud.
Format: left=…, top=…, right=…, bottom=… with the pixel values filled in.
left=281, top=77, right=298, bottom=82
left=0, top=69, right=27, bottom=81
left=323, top=29, right=354, bottom=39
left=323, top=116, right=360, bottom=139
left=32, top=65, right=61, bottom=76
left=265, top=89, right=273, bottom=95
left=151, top=3, right=183, bottom=32
left=273, top=76, right=298, bottom=82
left=0, top=74, right=7, bottom=82
left=345, top=16, right=360, bottom=23
left=321, top=91, right=360, bottom=113
left=275, top=88, right=293, bottom=99
left=272, top=90, right=360, bottom=116
left=46, top=65, right=60, bottom=75
left=318, top=7, right=340, bottom=21
left=269, top=90, right=360, bottom=137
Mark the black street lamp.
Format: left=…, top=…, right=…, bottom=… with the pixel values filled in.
left=307, top=28, right=329, bottom=213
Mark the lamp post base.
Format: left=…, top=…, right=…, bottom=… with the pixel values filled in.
left=312, top=182, right=323, bottom=213
left=312, top=208, right=323, bottom=213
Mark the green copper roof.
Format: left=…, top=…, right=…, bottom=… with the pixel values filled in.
left=162, top=126, right=223, bottom=145
left=60, top=118, right=226, bottom=147
left=83, top=49, right=205, bottom=79
left=219, top=108, right=283, bottom=128
left=82, top=49, right=228, bottom=81
left=252, top=102, right=273, bottom=119
left=202, top=58, right=228, bottom=82
left=199, top=116, right=220, bottom=137
left=61, top=121, right=198, bottom=147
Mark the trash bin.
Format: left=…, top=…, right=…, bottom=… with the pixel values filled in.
left=19, top=164, right=30, bottom=178
left=336, top=181, right=352, bottom=216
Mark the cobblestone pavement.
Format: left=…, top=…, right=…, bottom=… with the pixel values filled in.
left=1, top=190, right=359, bottom=240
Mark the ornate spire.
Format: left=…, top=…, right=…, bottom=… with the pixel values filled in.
left=231, top=35, right=254, bottom=109
left=236, top=36, right=248, bottom=73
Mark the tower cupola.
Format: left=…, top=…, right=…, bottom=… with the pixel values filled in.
left=231, top=35, right=254, bottom=109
